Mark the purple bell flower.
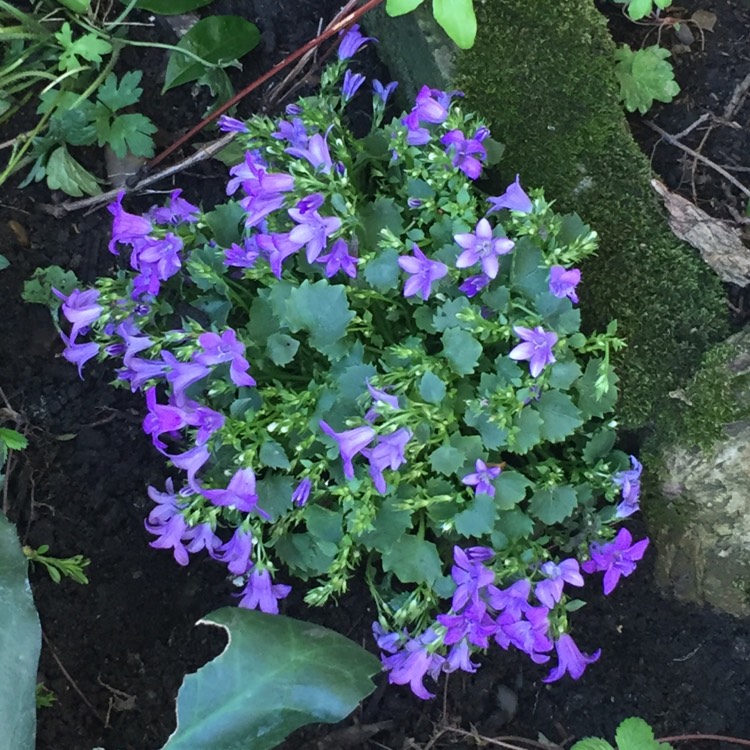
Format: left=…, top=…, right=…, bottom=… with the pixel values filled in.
left=237, top=567, right=291, bottom=614
left=543, top=633, right=601, bottom=683
left=398, top=244, right=448, bottom=300
left=549, top=265, right=582, bottom=304
left=581, top=527, right=649, bottom=595
left=337, top=23, right=376, bottom=60
left=508, top=325, right=558, bottom=378
left=486, top=174, right=533, bottom=214
left=201, top=467, right=270, bottom=518
left=319, top=420, right=376, bottom=480
left=212, top=526, right=254, bottom=575
left=462, top=459, right=502, bottom=497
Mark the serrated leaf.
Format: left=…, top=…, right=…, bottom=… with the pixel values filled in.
left=381, top=535, right=442, bottom=584
left=433, top=298, right=472, bottom=331
left=97, top=71, right=143, bottom=111
left=495, top=508, right=533, bottom=541
left=625, top=0, right=654, bottom=20
left=363, top=248, right=401, bottom=292
left=359, top=198, right=404, bottom=249
left=441, top=327, right=482, bottom=375
left=536, top=391, right=584, bottom=442
left=576, top=360, right=618, bottom=419
left=570, top=739, right=615, bottom=750
left=163, top=17, right=261, bottom=93
left=615, top=44, right=679, bottom=114
left=45, top=146, right=101, bottom=197
left=528, top=485, right=578, bottom=525
left=22, top=265, right=79, bottom=307
left=418, top=371, right=446, bottom=404
left=454, top=493, right=497, bottom=536
left=582, top=429, right=617, bottom=465
left=304, top=506, right=343, bottom=545
left=0, top=429, right=27, bottom=451
left=274, top=533, right=335, bottom=577
left=255, top=474, right=293, bottom=522
left=433, top=0, right=476, bottom=48
left=429, top=443, right=465, bottom=477
left=55, top=24, right=112, bottom=72
left=203, top=201, right=245, bottom=248
left=285, top=280, right=355, bottom=358
left=162, top=608, right=380, bottom=750
left=133, top=0, right=214, bottom=13
left=494, top=470, right=531, bottom=510
left=614, top=717, right=666, bottom=750
left=0, top=513, right=41, bottom=750
left=511, top=408, right=542, bottom=453
left=105, top=113, right=157, bottom=158
left=357, top=498, right=412, bottom=551
left=258, top=440, right=290, bottom=470
left=266, top=333, right=299, bottom=366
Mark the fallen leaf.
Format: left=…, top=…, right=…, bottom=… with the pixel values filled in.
left=8, top=219, right=29, bottom=247
left=691, top=9, right=717, bottom=31
left=651, top=178, right=750, bottom=286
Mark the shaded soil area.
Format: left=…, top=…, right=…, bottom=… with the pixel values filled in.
left=0, top=1, right=749, bottom=749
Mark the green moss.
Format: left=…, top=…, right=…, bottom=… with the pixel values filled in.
left=455, top=0, right=728, bottom=427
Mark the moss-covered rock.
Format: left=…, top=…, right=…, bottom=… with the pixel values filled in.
left=453, top=0, right=727, bottom=427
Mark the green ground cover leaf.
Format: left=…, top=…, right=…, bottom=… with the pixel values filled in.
left=528, top=485, right=578, bottom=524
left=536, top=391, right=583, bottom=442
left=162, top=608, right=380, bottom=750
left=614, top=45, right=679, bottom=115
left=441, top=327, right=482, bottom=375
left=454, top=493, right=497, bottom=536
left=0, top=513, right=41, bottom=750
left=381, top=535, right=442, bottom=584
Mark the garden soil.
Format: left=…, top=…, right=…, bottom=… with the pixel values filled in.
left=1, top=1, right=749, bottom=749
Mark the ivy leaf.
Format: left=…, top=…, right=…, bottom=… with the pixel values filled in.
left=528, top=485, right=578, bottom=525
left=55, top=23, right=112, bottom=72
left=44, top=146, right=101, bottom=197
left=163, top=16, right=261, bottom=93
left=96, top=71, right=144, bottom=111
left=454, top=494, right=497, bottom=536
left=536, top=391, right=584, bottom=442
left=441, top=327, right=482, bottom=375
left=286, top=280, right=355, bottom=358
left=266, top=333, right=299, bottom=367
left=614, top=44, right=680, bottom=115
left=381, top=535, right=442, bottom=584
left=418, top=372, right=446, bottom=404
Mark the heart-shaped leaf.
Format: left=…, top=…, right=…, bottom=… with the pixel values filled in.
left=161, top=608, right=381, bottom=750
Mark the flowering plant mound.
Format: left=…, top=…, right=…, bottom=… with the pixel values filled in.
left=57, top=25, right=649, bottom=698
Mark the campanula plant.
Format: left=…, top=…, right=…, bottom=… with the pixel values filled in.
left=55, top=24, right=649, bottom=699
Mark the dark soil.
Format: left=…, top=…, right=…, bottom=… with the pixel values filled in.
left=1, top=1, right=749, bottom=749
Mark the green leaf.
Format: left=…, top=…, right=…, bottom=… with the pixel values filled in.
left=583, top=429, right=617, bottom=465
left=44, top=146, right=101, bottom=197
left=433, top=298, right=472, bottom=331
left=357, top=498, right=412, bottom=551
left=274, top=533, right=335, bottom=577
left=359, top=198, right=404, bottom=249
left=203, top=201, right=245, bottom=248
left=625, top=0, right=654, bottom=20
left=258, top=440, right=290, bottom=470
left=464, top=408, right=508, bottom=450
left=385, top=0, right=425, bottom=16
left=418, top=371, right=446, bottom=404
left=161, top=608, right=380, bottom=750
left=286, top=280, right=354, bottom=358
left=433, top=0, right=477, bottom=48
left=304, top=506, right=343, bottom=545
left=47, top=107, right=97, bottom=147
left=96, top=71, right=143, bottom=111
left=494, top=470, right=531, bottom=510
left=548, top=359, right=582, bottom=390
left=0, top=255, right=8, bottom=271
left=576, top=360, right=618, bottom=419
left=441, top=327, right=482, bottom=375
left=0, top=513, right=41, bottom=750
left=615, top=717, right=669, bottom=750
left=614, top=44, right=679, bottom=114
left=511, top=408, right=542, bottom=453
left=363, top=248, right=401, bottom=292
left=454, top=493, right=497, bottom=536
left=22, top=266, right=79, bottom=308
left=55, top=24, right=112, bottom=72
left=510, top=243, right=546, bottom=297
left=255, top=475, right=293, bottom=522
left=528, top=485, right=578, bottom=525
left=570, top=739, right=615, bottom=750
left=133, top=0, right=214, bottom=13
left=105, top=113, right=157, bottom=158
left=266, top=333, right=299, bottom=367
left=536, top=391, right=584, bottom=442
left=495, top=508, right=533, bottom=541
left=0, top=429, right=27, bottom=451
left=381, top=535, right=442, bottom=584
left=429, top=443, right=465, bottom=477
left=55, top=0, right=91, bottom=12
left=163, top=17, right=261, bottom=93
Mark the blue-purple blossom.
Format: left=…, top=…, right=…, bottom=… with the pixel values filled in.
left=365, top=380, right=399, bottom=422
left=184, top=522, right=222, bottom=556
left=462, top=459, right=502, bottom=496
left=459, top=273, right=491, bottom=297
left=535, top=559, right=584, bottom=608
left=212, top=526, right=254, bottom=575
left=451, top=545, right=495, bottom=611
left=438, top=604, right=496, bottom=648
left=501, top=605, right=553, bottom=664
left=201, top=467, right=270, bottom=517
left=131, top=232, right=184, bottom=296
left=401, top=85, right=455, bottom=145
left=271, top=117, right=308, bottom=149
left=365, top=427, right=412, bottom=494
left=318, top=237, right=358, bottom=278
left=119, top=355, right=169, bottom=391
left=112, top=319, right=152, bottom=364
left=486, top=174, right=533, bottom=215
left=150, top=189, right=200, bottom=225
left=143, top=386, right=189, bottom=452
left=454, top=218, right=514, bottom=279
left=319, top=421, right=376, bottom=480
left=372, top=621, right=404, bottom=653
left=508, top=325, right=558, bottom=378
left=217, top=115, right=248, bottom=133
left=581, top=527, right=649, bottom=595
left=613, top=455, right=642, bottom=519
left=166, top=443, right=210, bottom=487
left=398, top=244, right=448, bottom=300
left=292, top=477, right=312, bottom=507
left=487, top=579, right=531, bottom=620
left=195, top=329, right=256, bottom=388
left=108, top=191, right=152, bottom=254
left=543, top=633, right=601, bottom=683
left=61, top=336, right=99, bottom=377
left=549, top=265, right=581, bottom=304
left=56, top=288, right=102, bottom=340
left=342, top=70, right=365, bottom=102
left=162, top=351, right=211, bottom=404
left=337, top=23, right=376, bottom=60
left=237, top=567, right=291, bottom=614
left=373, top=79, right=398, bottom=103
left=144, top=480, right=191, bottom=565
left=286, top=133, right=333, bottom=174
left=441, top=128, right=488, bottom=180
left=381, top=629, right=445, bottom=700
left=224, top=237, right=260, bottom=268
left=256, top=232, right=300, bottom=278
left=444, top=639, right=479, bottom=674
left=229, top=152, right=295, bottom=226
left=288, top=206, right=342, bottom=263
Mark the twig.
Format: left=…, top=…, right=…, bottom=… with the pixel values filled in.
left=42, top=630, right=105, bottom=724
left=658, top=734, right=750, bottom=747
left=644, top=120, right=750, bottom=199
left=723, top=71, right=750, bottom=120
left=446, top=726, right=564, bottom=750
left=671, top=112, right=711, bottom=140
